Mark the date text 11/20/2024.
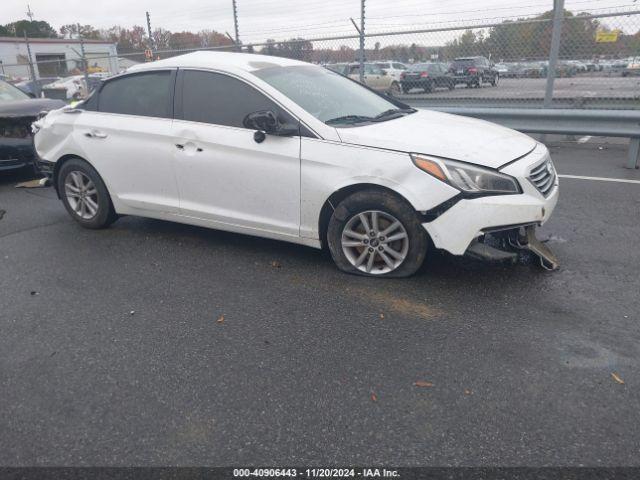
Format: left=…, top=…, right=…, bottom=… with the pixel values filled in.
left=233, top=468, right=400, bottom=478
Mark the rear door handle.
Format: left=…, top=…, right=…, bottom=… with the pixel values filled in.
left=85, top=130, right=107, bottom=139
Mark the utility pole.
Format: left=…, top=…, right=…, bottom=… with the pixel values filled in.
left=359, top=0, right=365, bottom=83
left=26, top=4, right=34, bottom=21
left=232, top=0, right=241, bottom=51
left=23, top=32, right=39, bottom=97
left=146, top=11, right=155, bottom=58
left=544, top=0, right=564, bottom=108
left=78, top=24, right=90, bottom=99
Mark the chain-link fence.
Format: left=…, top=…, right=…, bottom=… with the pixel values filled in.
left=2, top=5, right=639, bottom=109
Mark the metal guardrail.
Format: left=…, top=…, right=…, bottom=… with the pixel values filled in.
left=423, top=107, right=640, bottom=169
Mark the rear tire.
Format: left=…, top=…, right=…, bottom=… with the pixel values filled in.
left=327, top=190, right=428, bottom=278
left=389, top=81, right=401, bottom=96
left=57, top=157, right=117, bottom=229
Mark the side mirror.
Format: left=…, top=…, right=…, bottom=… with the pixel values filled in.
left=243, top=110, right=279, bottom=133
left=243, top=110, right=298, bottom=142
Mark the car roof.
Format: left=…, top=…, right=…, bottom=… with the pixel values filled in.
left=127, top=51, right=309, bottom=73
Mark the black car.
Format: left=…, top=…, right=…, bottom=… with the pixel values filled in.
left=450, top=56, right=499, bottom=88
left=400, top=63, right=454, bottom=93
left=0, top=80, right=65, bottom=173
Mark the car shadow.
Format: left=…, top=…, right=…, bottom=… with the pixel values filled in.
left=0, top=168, right=38, bottom=187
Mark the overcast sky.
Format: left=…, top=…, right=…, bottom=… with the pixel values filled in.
left=2, top=0, right=636, bottom=44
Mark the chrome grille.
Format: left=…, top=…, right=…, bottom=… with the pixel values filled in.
left=528, top=158, right=556, bottom=196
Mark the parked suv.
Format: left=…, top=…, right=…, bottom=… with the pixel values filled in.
left=451, top=56, right=499, bottom=88
left=347, top=63, right=402, bottom=95
left=375, top=61, right=408, bottom=83
left=400, top=63, right=454, bottom=93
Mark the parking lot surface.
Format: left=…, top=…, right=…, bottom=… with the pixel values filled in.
left=401, top=76, right=640, bottom=107
left=0, top=140, right=639, bottom=466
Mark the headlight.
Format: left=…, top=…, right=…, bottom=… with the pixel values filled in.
left=411, top=153, right=521, bottom=195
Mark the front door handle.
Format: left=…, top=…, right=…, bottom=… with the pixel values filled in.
left=176, top=143, right=203, bottom=152
left=85, top=130, right=108, bottom=139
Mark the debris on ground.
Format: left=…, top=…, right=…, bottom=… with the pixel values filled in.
left=464, top=389, right=473, bottom=395
left=30, top=291, right=39, bottom=296
left=370, top=393, right=378, bottom=402
left=414, top=380, right=434, bottom=388
left=14, top=178, right=49, bottom=189
left=0, top=210, right=5, bottom=220
left=611, top=372, right=625, bottom=385
left=217, top=314, right=225, bottom=323
left=379, top=313, right=384, bottom=319
left=270, top=261, right=282, bottom=269
left=129, top=310, right=135, bottom=316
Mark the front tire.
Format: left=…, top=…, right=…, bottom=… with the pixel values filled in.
left=327, top=190, right=428, bottom=277
left=57, top=157, right=117, bottom=229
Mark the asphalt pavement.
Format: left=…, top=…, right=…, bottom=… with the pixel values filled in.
left=0, top=139, right=639, bottom=466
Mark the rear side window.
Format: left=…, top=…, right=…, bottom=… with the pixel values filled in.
left=179, top=70, right=292, bottom=128
left=98, top=71, right=173, bottom=118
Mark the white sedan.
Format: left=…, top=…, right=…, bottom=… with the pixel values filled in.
left=33, top=51, right=559, bottom=277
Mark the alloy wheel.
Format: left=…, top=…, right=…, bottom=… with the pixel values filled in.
left=341, top=210, right=409, bottom=275
left=64, top=171, right=99, bottom=220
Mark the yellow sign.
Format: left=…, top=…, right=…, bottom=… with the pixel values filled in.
left=596, top=30, right=619, bottom=43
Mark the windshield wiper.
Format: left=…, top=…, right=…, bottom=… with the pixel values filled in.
left=372, top=108, right=417, bottom=121
left=325, top=115, right=373, bottom=125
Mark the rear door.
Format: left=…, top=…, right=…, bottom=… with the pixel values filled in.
left=364, top=64, right=385, bottom=90
left=171, top=69, right=301, bottom=237
left=75, top=70, right=179, bottom=213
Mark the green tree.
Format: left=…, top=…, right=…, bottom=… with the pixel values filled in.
left=5, top=19, right=58, bottom=38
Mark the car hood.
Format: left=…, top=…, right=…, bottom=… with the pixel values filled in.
left=335, top=109, right=537, bottom=168
left=0, top=98, right=66, bottom=118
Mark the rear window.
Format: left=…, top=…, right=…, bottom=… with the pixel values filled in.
left=453, top=59, right=477, bottom=68
left=409, top=63, right=437, bottom=72
left=98, top=71, right=173, bottom=118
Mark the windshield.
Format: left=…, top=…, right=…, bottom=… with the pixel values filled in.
left=254, top=65, right=403, bottom=125
left=0, top=80, right=30, bottom=102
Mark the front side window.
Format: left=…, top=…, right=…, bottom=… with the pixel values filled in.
left=254, top=65, right=409, bottom=125
left=98, top=71, right=173, bottom=118
left=179, top=70, right=292, bottom=128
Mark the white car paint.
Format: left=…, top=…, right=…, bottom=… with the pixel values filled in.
left=42, top=75, right=86, bottom=100
left=34, top=51, right=558, bottom=260
left=375, top=61, right=408, bottom=82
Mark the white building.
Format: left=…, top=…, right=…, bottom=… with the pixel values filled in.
left=0, top=37, right=118, bottom=80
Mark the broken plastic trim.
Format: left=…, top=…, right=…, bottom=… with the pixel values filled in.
left=509, top=225, right=560, bottom=271
left=465, top=224, right=559, bottom=271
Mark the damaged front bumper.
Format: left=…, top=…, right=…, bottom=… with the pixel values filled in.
left=422, top=143, right=560, bottom=270
left=465, top=224, right=559, bottom=270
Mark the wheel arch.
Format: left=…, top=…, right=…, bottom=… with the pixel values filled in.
left=317, top=183, right=417, bottom=249
left=52, top=154, right=112, bottom=205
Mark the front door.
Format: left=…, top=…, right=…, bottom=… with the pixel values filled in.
left=172, top=70, right=301, bottom=237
